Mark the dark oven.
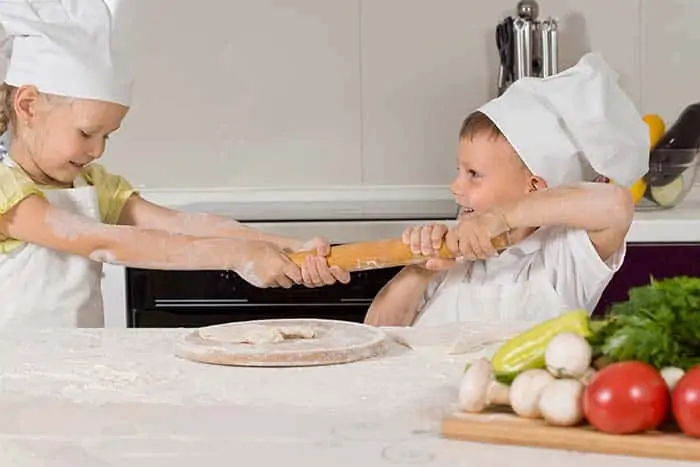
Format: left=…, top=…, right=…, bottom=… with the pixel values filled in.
left=126, top=266, right=402, bottom=328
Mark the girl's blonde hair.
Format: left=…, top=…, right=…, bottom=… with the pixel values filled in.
left=0, top=83, right=68, bottom=135
left=0, top=82, right=16, bottom=135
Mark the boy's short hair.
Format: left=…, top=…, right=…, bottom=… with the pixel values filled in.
left=459, top=111, right=504, bottom=141
left=459, top=110, right=533, bottom=175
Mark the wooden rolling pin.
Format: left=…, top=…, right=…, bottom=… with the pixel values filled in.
left=287, top=232, right=510, bottom=272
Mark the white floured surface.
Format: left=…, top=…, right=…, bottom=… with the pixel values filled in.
left=383, top=321, right=533, bottom=359
left=0, top=328, right=692, bottom=467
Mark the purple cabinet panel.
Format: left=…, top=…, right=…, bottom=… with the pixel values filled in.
left=593, top=243, right=700, bottom=316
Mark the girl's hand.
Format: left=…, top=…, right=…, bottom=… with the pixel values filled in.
left=445, top=211, right=509, bottom=261
left=233, top=240, right=303, bottom=288
left=402, top=223, right=456, bottom=271
left=296, top=237, right=351, bottom=287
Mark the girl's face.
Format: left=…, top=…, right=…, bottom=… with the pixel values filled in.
left=11, top=85, right=128, bottom=186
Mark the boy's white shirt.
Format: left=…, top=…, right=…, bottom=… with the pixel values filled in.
left=414, top=226, right=625, bottom=326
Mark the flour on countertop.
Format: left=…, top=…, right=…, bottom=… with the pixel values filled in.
left=0, top=328, right=681, bottom=467
left=0, top=329, right=463, bottom=418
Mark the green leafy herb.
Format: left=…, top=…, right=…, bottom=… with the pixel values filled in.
left=589, top=276, right=700, bottom=370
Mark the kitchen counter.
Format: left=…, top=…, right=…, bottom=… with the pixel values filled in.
left=0, top=328, right=691, bottom=466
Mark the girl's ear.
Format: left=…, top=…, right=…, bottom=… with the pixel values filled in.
left=13, top=85, right=41, bottom=127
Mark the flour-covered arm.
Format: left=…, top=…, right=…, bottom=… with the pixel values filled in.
left=448, top=182, right=633, bottom=262
left=0, top=195, right=303, bottom=288
left=499, top=182, right=633, bottom=260
left=364, top=265, right=438, bottom=326
left=118, top=194, right=306, bottom=251
left=117, top=195, right=351, bottom=286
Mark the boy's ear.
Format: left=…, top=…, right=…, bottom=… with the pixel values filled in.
left=529, top=175, right=548, bottom=192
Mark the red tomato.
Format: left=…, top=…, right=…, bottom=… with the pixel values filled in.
left=672, top=366, right=700, bottom=437
left=583, top=361, right=669, bottom=434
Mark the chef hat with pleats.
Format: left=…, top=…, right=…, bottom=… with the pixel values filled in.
left=478, top=52, right=649, bottom=189
left=0, top=0, right=135, bottom=106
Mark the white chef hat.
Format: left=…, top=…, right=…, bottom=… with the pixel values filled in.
left=478, top=52, right=649, bottom=188
left=0, top=0, right=135, bottom=106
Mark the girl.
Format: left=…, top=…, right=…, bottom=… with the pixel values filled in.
left=0, top=1, right=349, bottom=327
left=365, top=53, right=650, bottom=327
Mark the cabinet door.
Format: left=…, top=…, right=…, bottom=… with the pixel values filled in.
left=102, top=264, right=127, bottom=328
left=594, top=243, right=700, bottom=316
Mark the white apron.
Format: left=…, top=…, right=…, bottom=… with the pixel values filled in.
left=0, top=162, right=104, bottom=328
left=414, top=251, right=569, bottom=327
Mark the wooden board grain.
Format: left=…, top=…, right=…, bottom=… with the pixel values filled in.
left=441, top=409, right=700, bottom=461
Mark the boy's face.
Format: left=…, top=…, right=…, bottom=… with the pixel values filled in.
left=14, top=86, right=128, bottom=185
left=451, top=133, right=537, bottom=217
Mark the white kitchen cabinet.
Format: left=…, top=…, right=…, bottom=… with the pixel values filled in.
left=101, top=264, right=127, bottom=328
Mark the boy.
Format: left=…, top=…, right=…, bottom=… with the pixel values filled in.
left=365, top=53, right=649, bottom=327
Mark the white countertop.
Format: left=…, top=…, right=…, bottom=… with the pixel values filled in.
left=0, top=328, right=691, bottom=466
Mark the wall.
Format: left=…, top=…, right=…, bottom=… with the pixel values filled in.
left=98, top=0, right=699, bottom=189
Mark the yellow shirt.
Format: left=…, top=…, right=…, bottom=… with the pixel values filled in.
left=0, top=162, right=136, bottom=253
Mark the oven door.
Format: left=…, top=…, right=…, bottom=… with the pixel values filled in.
left=126, top=266, right=403, bottom=328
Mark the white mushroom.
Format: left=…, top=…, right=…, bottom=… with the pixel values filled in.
left=509, top=369, right=555, bottom=418
left=458, top=358, right=510, bottom=413
left=538, top=378, right=585, bottom=426
left=660, top=367, right=685, bottom=390
left=544, top=332, right=592, bottom=379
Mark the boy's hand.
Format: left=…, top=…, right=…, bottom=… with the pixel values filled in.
left=402, top=223, right=455, bottom=271
left=446, top=211, right=509, bottom=260
left=296, top=237, right=351, bottom=287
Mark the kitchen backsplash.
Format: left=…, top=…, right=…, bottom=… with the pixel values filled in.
left=98, top=0, right=697, bottom=189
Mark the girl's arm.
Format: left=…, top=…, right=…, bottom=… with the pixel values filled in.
left=0, top=195, right=303, bottom=288
left=364, top=265, right=437, bottom=326
left=118, top=195, right=305, bottom=251
left=117, top=195, right=351, bottom=286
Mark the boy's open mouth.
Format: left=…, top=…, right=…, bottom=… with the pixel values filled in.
left=459, top=207, right=475, bottom=217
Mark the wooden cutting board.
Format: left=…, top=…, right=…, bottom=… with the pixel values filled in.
left=174, top=318, right=389, bottom=367
left=441, top=408, right=700, bottom=461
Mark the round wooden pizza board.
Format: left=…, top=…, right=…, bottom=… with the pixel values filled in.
left=174, top=318, right=390, bottom=367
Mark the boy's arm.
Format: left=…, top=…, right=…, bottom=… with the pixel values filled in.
left=500, top=182, right=634, bottom=261
left=364, top=265, right=438, bottom=326
left=0, top=195, right=302, bottom=286
left=451, top=182, right=633, bottom=262
left=117, top=195, right=306, bottom=251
